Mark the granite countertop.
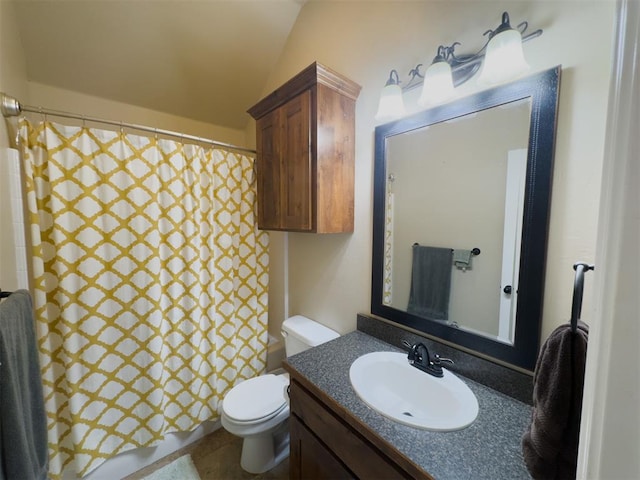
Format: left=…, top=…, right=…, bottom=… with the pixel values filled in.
left=285, top=330, right=532, bottom=480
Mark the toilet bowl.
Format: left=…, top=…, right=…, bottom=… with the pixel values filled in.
left=221, top=374, right=290, bottom=474
left=220, top=315, right=339, bottom=474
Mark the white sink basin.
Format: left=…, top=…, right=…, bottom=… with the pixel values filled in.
left=349, top=351, right=479, bottom=431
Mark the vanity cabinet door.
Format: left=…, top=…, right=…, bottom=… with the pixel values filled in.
left=289, top=379, right=424, bottom=479
left=290, top=415, right=355, bottom=479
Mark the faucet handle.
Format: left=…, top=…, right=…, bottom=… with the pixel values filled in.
left=433, top=354, right=454, bottom=366
left=403, top=340, right=418, bottom=361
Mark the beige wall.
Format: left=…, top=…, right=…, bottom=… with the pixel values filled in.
left=259, top=1, right=615, bottom=348
left=0, top=1, right=28, bottom=145
left=0, top=0, right=28, bottom=292
left=25, top=82, right=248, bottom=147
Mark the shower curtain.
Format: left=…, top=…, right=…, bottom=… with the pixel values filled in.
left=19, top=119, right=269, bottom=478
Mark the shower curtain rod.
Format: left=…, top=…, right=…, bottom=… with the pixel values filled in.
left=0, top=92, right=256, bottom=154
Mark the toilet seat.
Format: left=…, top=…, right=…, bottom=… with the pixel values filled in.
left=222, top=374, right=288, bottom=424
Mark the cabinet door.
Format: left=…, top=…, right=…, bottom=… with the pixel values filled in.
left=291, top=415, right=355, bottom=480
left=290, top=380, right=420, bottom=479
left=280, top=90, right=312, bottom=231
left=255, top=108, right=282, bottom=230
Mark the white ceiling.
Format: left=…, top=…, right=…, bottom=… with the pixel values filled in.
left=12, top=0, right=304, bottom=130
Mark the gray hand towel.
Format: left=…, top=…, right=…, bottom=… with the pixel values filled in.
left=0, top=290, right=49, bottom=480
left=407, top=245, right=453, bottom=321
left=453, top=249, right=473, bottom=270
left=522, top=320, right=589, bottom=480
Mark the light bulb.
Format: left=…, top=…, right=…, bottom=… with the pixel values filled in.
left=419, top=60, right=455, bottom=107
left=477, top=14, right=530, bottom=86
left=375, top=71, right=406, bottom=122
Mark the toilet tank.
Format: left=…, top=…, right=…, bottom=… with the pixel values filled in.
left=281, top=315, right=340, bottom=356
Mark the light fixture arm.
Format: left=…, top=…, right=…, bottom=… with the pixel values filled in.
left=385, top=69, right=401, bottom=87
left=435, top=43, right=461, bottom=63
left=483, top=11, right=514, bottom=39
left=400, top=64, right=425, bottom=91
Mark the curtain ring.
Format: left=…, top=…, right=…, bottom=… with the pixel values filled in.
left=119, top=121, right=124, bottom=135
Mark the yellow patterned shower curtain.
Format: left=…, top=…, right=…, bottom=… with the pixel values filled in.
left=19, top=119, right=269, bottom=478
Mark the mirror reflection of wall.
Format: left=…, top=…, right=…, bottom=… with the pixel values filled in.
left=384, top=99, right=531, bottom=344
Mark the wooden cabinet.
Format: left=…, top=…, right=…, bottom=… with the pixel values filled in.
left=248, top=62, right=361, bottom=233
left=288, top=377, right=432, bottom=480
left=290, top=416, right=355, bottom=479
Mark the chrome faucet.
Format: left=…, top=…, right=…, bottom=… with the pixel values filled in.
left=402, top=341, right=454, bottom=378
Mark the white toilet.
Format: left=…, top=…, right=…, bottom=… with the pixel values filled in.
left=220, top=315, right=340, bottom=474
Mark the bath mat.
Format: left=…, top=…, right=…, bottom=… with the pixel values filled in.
left=142, top=455, right=201, bottom=480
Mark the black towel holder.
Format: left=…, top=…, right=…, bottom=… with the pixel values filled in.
left=412, top=243, right=481, bottom=256
left=570, top=262, right=595, bottom=333
left=0, top=289, right=12, bottom=299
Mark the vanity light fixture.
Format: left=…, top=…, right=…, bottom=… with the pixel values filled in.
left=418, top=45, right=456, bottom=107
left=476, top=12, right=531, bottom=85
left=374, top=70, right=405, bottom=122
left=375, top=11, right=542, bottom=121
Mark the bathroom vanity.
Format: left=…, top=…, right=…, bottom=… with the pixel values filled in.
left=283, top=329, right=533, bottom=479
left=288, top=365, right=427, bottom=479
left=279, top=64, right=558, bottom=480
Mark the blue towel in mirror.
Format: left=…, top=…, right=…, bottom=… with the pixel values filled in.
left=407, top=245, right=453, bottom=321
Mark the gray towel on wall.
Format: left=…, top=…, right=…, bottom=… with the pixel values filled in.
left=522, top=320, right=589, bottom=480
left=0, top=290, right=48, bottom=480
left=407, top=245, right=453, bottom=321
left=453, top=249, right=473, bottom=270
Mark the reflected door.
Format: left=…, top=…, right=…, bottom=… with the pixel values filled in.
left=498, top=149, right=527, bottom=343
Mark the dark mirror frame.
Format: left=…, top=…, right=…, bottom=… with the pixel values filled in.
left=371, top=66, right=561, bottom=371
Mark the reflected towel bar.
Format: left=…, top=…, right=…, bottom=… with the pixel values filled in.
left=412, top=243, right=481, bottom=256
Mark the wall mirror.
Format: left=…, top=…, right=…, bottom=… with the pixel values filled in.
left=371, top=66, right=560, bottom=371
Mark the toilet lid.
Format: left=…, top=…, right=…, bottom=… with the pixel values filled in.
left=223, top=374, right=288, bottom=423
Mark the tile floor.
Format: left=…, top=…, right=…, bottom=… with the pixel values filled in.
left=124, top=428, right=289, bottom=480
